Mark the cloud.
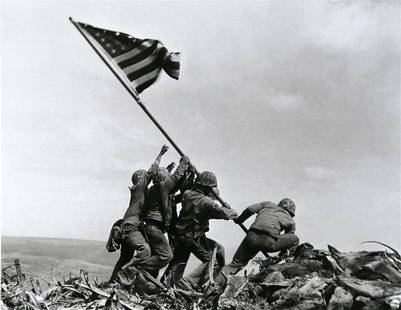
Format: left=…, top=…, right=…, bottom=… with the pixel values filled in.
left=268, top=94, right=303, bottom=111
left=304, top=166, right=338, bottom=180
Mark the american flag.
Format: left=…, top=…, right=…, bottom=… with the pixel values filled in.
left=76, top=21, right=180, bottom=94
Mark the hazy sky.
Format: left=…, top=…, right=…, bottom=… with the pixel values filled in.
left=1, top=1, right=400, bottom=252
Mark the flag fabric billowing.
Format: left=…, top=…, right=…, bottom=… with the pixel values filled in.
left=77, top=22, right=180, bottom=94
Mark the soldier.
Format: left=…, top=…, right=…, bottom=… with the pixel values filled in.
left=224, top=198, right=300, bottom=275
left=106, top=145, right=169, bottom=282
left=162, top=171, right=238, bottom=286
left=122, top=155, right=191, bottom=278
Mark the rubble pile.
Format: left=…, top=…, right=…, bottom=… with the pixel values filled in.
left=1, top=268, right=189, bottom=310
left=218, top=243, right=401, bottom=310
left=1, top=243, right=401, bottom=310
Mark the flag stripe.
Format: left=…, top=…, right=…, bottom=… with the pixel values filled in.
left=117, top=41, right=159, bottom=69
left=164, top=69, right=180, bottom=79
left=122, top=56, right=156, bottom=76
left=127, top=57, right=162, bottom=82
left=165, top=58, right=180, bottom=70
left=136, top=76, right=159, bottom=94
left=132, top=68, right=161, bottom=91
left=113, top=40, right=153, bottom=63
left=77, top=21, right=180, bottom=93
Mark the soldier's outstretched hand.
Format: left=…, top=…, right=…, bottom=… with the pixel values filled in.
left=233, top=216, right=241, bottom=224
left=160, top=144, right=169, bottom=155
left=227, top=208, right=238, bottom=220
left=166, top=161, right=176, bottom=172
left=222, top=202, right=232, bottom=209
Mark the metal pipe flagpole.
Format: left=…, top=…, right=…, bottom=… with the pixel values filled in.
left=69, top=17, right=250, bottom=236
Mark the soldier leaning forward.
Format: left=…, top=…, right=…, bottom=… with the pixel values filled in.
left=122, top=155, right=191, bottom=278
left=224, top=198, right=300, bottom=275
left=162, top=171, right=237, bottom=287
left=106, top=145, right=168, bottom=282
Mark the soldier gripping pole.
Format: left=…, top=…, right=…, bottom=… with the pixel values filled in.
left=69, top=17, right=249, bottom=235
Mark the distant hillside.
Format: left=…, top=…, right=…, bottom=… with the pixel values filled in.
left=1, top=236, right=116, bottom=282
left=1, top=236, right=228, bottom=283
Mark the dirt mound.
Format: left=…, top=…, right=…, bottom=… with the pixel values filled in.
left=2, top=243, right=401, bottom=309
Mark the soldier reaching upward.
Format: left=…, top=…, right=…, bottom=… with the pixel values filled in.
left=106, top=145, right=169, bottom=282
left=122, top=154, right=191, bottom=278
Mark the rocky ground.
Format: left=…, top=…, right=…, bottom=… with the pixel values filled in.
left=1, top=242, right=400, bottom=310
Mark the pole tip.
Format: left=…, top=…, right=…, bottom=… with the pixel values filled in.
left=68, top=16, right=73, bottom=22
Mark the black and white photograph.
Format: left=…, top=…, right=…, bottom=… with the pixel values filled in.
left=1, top=1, right=400, bottom=309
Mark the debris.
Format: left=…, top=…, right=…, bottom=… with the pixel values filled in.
left=326, top=287, right=353, bottom=310
left=2, top=242, right=401, bottom=309
left=338, top=276, right=401, bottom=298
left=386, top=294, right=401, bottom=310
left=328, top=244, right=401, bottom=283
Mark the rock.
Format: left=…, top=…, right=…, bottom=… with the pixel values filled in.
left=299, top=259, right=324, bottom=273
left=219, top=275, right=247, bottom=299
left=298, top=276, right=327, bottom=299
left=260, top=271, right=291, bottom=299
left=385, top=294, right=401, bottom=310
left=326, top=287, right=353, bottom=310
left=354, top=259, right=401, bottom=283
left=270, top=287, right=301, bottom=309
left=263, top=271, right=286, bottom=283
left=338, top=276, right=401, bottom=299
left=328, top=245, right=401, bottom=283
left=270, top=287, right=290, bottom=301
left=293, top=243, right=315, bottom=258
left=354, top=296, right=388, bottom=310
left=262, top=262, right=316, bottom=279
left=353, top=296, right=372, bottom=310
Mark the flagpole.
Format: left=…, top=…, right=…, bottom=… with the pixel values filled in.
left=69, top=17, right=185, bottom=157
left=69, top=17, right=250, bottom=236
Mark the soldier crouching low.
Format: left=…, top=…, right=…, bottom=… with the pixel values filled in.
left=224, top=198, right=300, bottom=275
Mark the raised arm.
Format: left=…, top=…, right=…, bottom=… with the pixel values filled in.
left=172, top=155, right=190, bottom=178
left=130, top=145, right=169, bottom=195
left=165, top=155, right=191, bottom=192
left=148, top=144, right=169, bottom=178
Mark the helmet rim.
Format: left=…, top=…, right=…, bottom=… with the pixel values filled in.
left=278, top=198, right=296, bottom=216
left=196, top=171, right=218, bottom=187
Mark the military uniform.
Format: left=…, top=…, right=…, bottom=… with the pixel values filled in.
left=136, top=157, right=190, bottom=276
left=164, top=188, right=237, bottom=286
left=224, top=200, right=299, bottom=275
left=108, top=164, right=159, bottom=282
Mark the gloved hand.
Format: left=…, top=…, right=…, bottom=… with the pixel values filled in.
left=166, top=162, right=176, bottom=172
left=233, top=216, right=242, bottom=224
left=222, top=202, right=232, bottom=209
left=160, top=144, right=169, bottom=155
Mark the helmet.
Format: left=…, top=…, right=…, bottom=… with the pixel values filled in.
left=196, top=171, right=217, bottom=187
left=131, top=169, right=147, bottom=185
left=154, top=167, right=170, bottom=184
left=278, top=198, right=296, bottom=216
